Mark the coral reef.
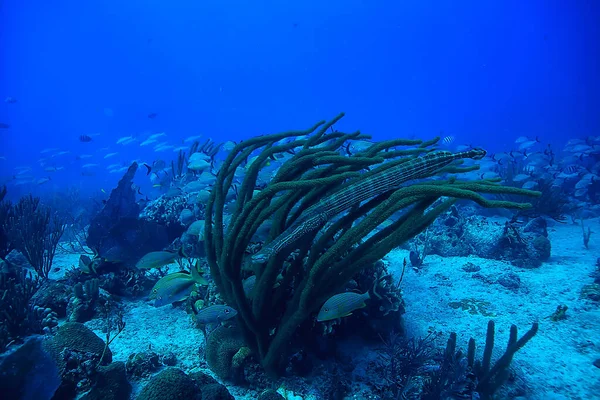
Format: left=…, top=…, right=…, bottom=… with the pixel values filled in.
left=140, top=192, right=192, bottom=227
left=80, top=361, right=131, bottom=400
left=126, top=351, right=161, bottom=378
left=205, top=325, right=247, bottom=381
left=2, top=194, right=64, bottom=279
left=31, top=280, right=70, bottom=317
left=43, top=322, right=113, bottom=398
left=423, top=320, right=539, bottom=399
left=136, top=368, right=198, bottom=400
left=67, top=278, right=100, bottom=322
left=427, top=211, right=551, bottom=268
left=0, top=269, right=43, bottom=352
left=205, top=114, right=539, bottom=374
left=86, top=163, right=183, bottom=267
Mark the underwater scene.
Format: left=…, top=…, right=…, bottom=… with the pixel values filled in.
left=1, top=1, right=599, bottom=399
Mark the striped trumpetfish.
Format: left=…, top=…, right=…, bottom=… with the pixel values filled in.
left=252, top=148, right=486, bottom=263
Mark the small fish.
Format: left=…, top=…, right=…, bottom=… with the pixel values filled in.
left=104, top=152, right=118, bottom=159
left=518, top=137, right=540, bottom=151
left=188, top=159, right=211, bottom=171
left=152, top=160, right=166, bottom=170
left=116, top=136, right=134, bottom=145
left=101, top=189, right=106, bottom=194
left=4, top=97, right=17, bottom=104
left=512, top=174, right=530, bottom=182
left=242, top=275, right=257, bottom=297
left=77, top=154, right=93, bottom=159
left=194, top=305, right=238, bottom=325
left=317, top=291, right=370, bottom=322
left=148, top=132, right=166, bottom=140
left=79, top=134, right=93, bottom=142
left=515, top=136, right=529, bottom=144
left=140, top=138, right=157, bottom=146
left=186, top=220, right=206, bottom=238
left=149, top=261, right=209, bottom=307
left=78, top=254, right=97, bottom=274
left=36, top=177, right=51, bottom=185
left=522, top=181, right=538, bottom=190
left=82, top=163, right=99, bottom=168
left=221, top=141, right=236, bottom=152
left=182, top=180, right=207, bottom=193
left=442, top=136, right=455, bottom=145
left=184, top=135, right=202, bottom=143
left=135, top=249, right=184, bottom=269
left=148, top=112, right=158, bottom=119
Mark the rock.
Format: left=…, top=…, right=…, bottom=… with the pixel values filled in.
left=201, top=383, right=234, bottom=400
left=427, top=216, right=552, bottom=268
left=161, top=351, right=178, bottom=366
left=523, top=217, right=548, bottom=237
left=497, top=272, right=521, bottom=290
left=0, top=336, right=61, bottom=400
left=86, top=163, right=183, bottom=267
left=81, top=362, right=131, bottom=400
left=461, top=262, right=481, bottom=272
left=189, top=371, right=218, bottom=386
left=126, top=351, right=160, bottom=378
left=581, top=284, right=600, bottom=302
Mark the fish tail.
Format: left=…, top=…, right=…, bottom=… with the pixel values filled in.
left=190, top=260, right=208, bottom=285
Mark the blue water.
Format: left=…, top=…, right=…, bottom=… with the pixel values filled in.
left=1, top=0, right=598, bottom=200
left=1, top=2, right=600, bottom=399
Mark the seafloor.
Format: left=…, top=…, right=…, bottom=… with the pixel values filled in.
left=46, top=216, right=600, bottom=400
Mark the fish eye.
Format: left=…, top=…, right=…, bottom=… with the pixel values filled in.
left=225, top=309, right=230, bottom=313
left=325, top=308, right=329, bottom=312
left=153, top=288, right=158, bottom=293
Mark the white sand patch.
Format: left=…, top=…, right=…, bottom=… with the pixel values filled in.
left=388, top=217, right=600, bottom=400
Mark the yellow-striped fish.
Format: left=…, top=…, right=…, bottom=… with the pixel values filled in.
left=149, top=261, right=209, bottom=307
left=317, top=291, right=370, bottom=322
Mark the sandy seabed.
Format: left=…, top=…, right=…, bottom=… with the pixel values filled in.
left=69, top=217, right=600, bottom=400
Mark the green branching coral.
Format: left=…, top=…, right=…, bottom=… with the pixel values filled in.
left=205, top=113, right=540, bottom=375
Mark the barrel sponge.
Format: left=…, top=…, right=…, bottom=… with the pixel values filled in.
left=136, top=368, right=197, bottom=400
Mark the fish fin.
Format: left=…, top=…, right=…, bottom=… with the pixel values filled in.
left=178, top=246, right=188, bottom=259
left=190, top=261, right=209, bottom=285
left=143, top=163, right=151, bottom=175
